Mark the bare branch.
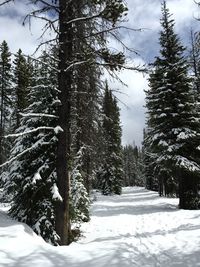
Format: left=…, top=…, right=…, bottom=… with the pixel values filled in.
left=110, top=31, right=140, bottom=55
left=23, top=7, right=51, bottom=26
left=0, top=0, right=13, bottom=6
left=33, top=0, right=59, bottom=12
left=194, top=0, right=200, bottom=6
left=11, top=51, right=59, bottom=72
left=33, top=38, right=57, bottom=55
left=96, top=62, right=148, bottom=72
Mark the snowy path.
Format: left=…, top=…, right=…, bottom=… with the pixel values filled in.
left=1, top=187, right=200, bottom=267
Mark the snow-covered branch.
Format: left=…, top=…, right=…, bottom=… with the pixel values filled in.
left=0, top=137, right=53, bottom=168
left=4, top=126, right=63, bottom=138
left=66, top=13, right=102, bottom=25
left=64, top=60, right=90, bottom=72
left=19, top=113, right=59, bottom=119
left=0, top=146, right=33, bottom=168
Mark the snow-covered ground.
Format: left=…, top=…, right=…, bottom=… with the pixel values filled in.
left=1, top=187, right=200, bottom=267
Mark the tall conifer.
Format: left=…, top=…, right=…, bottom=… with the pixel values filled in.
left=5, top=50, right=60, bottom=245
left=0, top=40, right=12, bottom=166
left=145, top=1, right=200, bottom=207
left=98, top=83, right=123, bottom=195
left=12, top=49, right=30, bottom=129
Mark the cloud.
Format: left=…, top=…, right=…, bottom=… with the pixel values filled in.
left=0, top=1, right=53, bottom=55
left=123, top=0, right=199, bottom=61
left=108, top=58, right=148, bottom=146
left=0, top=0, right=199, bottom=147
left=113, top=0, right=199, bottom=146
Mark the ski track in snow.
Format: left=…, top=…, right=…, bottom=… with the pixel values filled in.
left=1, top=187, right=200, bottom=267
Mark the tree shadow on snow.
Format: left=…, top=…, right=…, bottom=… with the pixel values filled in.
left=0, top=248, right=73, bottom=267
left=92, top=203, right=177, bottom=217
left=92, top=189, right=177, bottom=217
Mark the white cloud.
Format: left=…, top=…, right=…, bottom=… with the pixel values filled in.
left=0, top=1, right=54, bottom=55
left=108, top=58, right=148, bottom=146
left=114, top=0, right=199, bottom=146
left=0, top=0, right=199, bottom=147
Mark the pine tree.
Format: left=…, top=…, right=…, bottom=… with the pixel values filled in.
left=12, top=49, right=30, bottom=129
left=189, top=31, right=200, bottom=128
left=2, top=0, right=129, bottom=245
left=0, top=40, right=12, bottom=166
left=189, top=31, right=200, bottom=94
left=98, top=83, right=123, bottom=195
left=123, top=143, right=145, bottom=187
left=55, top=0, right=128, bottom=244
left=71, top=10, right=102, bottom=193
left=145, top=1, right=200, bottom=207
left=5, top=50, right=61, bottom=245
left=142, top=129, right=158, bottom=192
left=70, top=148, right=90, bottom=224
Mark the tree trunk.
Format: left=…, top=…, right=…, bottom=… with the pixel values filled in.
left=179, top=170, right=199, bottom=210
left=159, top=176, right=163, bottom=196
left=55, top=0, right=73, bottom=245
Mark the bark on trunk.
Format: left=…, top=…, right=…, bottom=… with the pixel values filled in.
left=55, top=0, right=73, bottom=245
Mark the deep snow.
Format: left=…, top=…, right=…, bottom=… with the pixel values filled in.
left=1, top=187, right=200, bottom=267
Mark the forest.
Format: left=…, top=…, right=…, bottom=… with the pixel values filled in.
left=0, top=0, right=200, bottom=266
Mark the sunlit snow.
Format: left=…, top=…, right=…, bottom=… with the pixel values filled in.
left=1, top=187, right=200, bottom=267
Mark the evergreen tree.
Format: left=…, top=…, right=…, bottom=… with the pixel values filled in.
left=0, top=40, right=12, bottom=166
left=189, top=30, right=200, bottom=94
left=5, top=50, right=61, bottom=245
left=70, top=148, right=90, bottom=224
left=142, top=129, right=159, bottom=192
left=98, top=83, right=123, bottom=195
left=2, top=0, right=130, bottom=245
left=188, top=31, right=200, bottom=127
left=123, top=143, right=145, bottom=187
left=55, top=0, right=128, bottom=244
left=12, top=49, right=30, bottom=129
left=145, top=1, right=200, bottom=207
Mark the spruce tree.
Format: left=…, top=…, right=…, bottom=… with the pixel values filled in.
left=0, top=40, right=12, bottom=166
left=145, top=1, right=200, bottom=207
left=55, top=0, right=128, bottom=244
left=98, top=83, right=123, bottom=195
left=70, top=148, right=90, bottom=224
left=123, top=144, right=145, bottom=187
left=142, top=129, right=159, bottom=192
left=5, top=50, right=61, bottom=245
left=12, top=49, right=30, bottom=129
left=2, top=0, right=130, bottom=245
left=189, top=31, right=200, bottom=128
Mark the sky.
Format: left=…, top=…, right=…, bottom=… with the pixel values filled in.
left=0, top=0, right=199, bottom=146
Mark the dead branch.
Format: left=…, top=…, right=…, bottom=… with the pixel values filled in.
left=0, top=0, right=13, bottom=6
